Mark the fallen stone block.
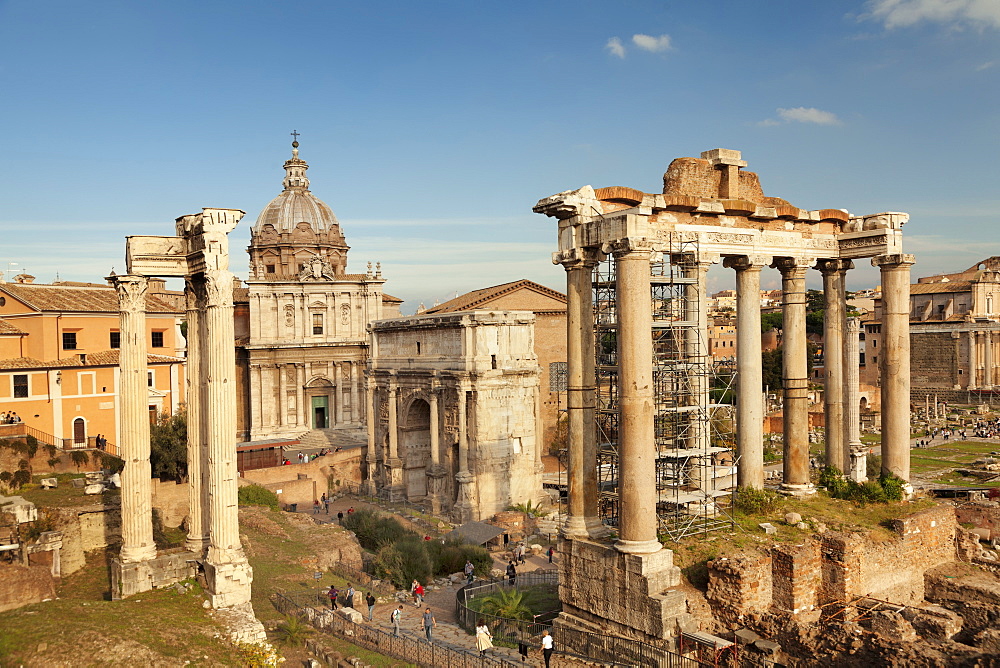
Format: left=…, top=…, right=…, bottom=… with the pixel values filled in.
left=338, top=606, right=363, bottom=624
left=735, top=628, right=761, bottom=645
left=71, top=477, right=86, bottom=488
left=84, top=484, right=105, bottom=495
left=903, top=604, right=963, bottom=641
left=758, top=523, right=777, bottom=535
left=753, top=639, right=780, bottom=655
left=39, top=478, right=57, bottom=489
left=784, top=512, right=802, bottom=525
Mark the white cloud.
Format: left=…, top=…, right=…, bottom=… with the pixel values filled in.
left=605, top=37, right=626, bottom=58
left=976, top=60, right=996, bottom=70
left=866, top=0, right=1000, bottom=30
left=631, top=33, right=673, bottom=52
left=777, top=107, right=842, bottom=125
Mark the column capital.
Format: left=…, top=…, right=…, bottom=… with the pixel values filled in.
left=723, top=255, right=770, bottom=271
left=771, top=256, right=815, bottom=274
left=204, top=268, right=235, bottom=308
left=109, top=274, right=148, bottom=311
left=552, top=246, right=605, bottom=270
left=814, top=258, right=853, bottom=275
left=872, top=253, right=916, bottom=269
left=605, top=238, right=655, bottom=259
left=846, top=317, right=861, bottom=334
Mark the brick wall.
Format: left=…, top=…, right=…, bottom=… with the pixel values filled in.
left=706, top=552, right=772, bottom=624
left=955, top=502, right=1000, bottom=541
left=910, top=332, right=957, bottom=389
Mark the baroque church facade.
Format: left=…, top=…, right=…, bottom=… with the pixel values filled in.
left=236, top=141, right=400, bottom=443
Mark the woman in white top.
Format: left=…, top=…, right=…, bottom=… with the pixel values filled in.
left=475, top=619, right=493, bottom=656
left=541, top=629, right=554, bottom=667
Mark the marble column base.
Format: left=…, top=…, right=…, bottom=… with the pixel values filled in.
left=614, top=537, right=662, bottom=555
left=205, top=556, right=254, bottom=608
left=779, top=482, right=816, bottom=497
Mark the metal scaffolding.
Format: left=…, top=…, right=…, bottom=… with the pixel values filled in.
left=594, top=236, right=736, bottom=540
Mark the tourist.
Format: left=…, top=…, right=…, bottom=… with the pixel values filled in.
left=313, top=499, right=321, bottom=514
left=517, top=542, right=526, bottom=565
left=345, top=583, right=355, bottom=609
left=547, top=546, right=555, bottom=564
left=506, top=560, right=517, bottom=586
left=347, top=506, right=354, bottom=515
left=328, top=585, right=339, bottom=610
left=322, top=493, right=329, bottom=514
left=476, top=619, right=493, bottom=656
left=464, top=559, right=475, bottom=584
left=541, top=629, right=554, bottom=667
left=337, top=510, right=344, bottom=524
left=365, top=591, right=376, bottom=621
left=391, top=605, right=403, bottom=637
left=414, top=582, right=425, bottom=606
left=422, top=607, right=436, bottom=643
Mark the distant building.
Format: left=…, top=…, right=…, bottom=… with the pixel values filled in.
left=0, top=276, right=185, bottom=448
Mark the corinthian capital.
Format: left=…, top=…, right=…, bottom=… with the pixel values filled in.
left=552, top=246, right=605, bottom=270
left=204, top=269, right=235, bottom=308
left=110, top=274, right=148, bottom=312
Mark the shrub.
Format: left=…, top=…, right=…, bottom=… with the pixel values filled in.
left=866, top=454, right=882, bottom=479
left=44, top=443, right=58, bottom=458
left=344, top=509, right=414, bottom=551
left=24, top=435, right=38, bottom=458
left=237, top=484, right=279, bottom=510
left=878, top=472, right=905, bottom=502
left=273, top=614, right=313, bottom=646
left=46, top=457, right=62, bottom=468
left=428, top=538, right=491, bottom=577
left=71, top=450, right=90, bottom=471
left=373, top=537, right=433, bottom=588
left=509, top=500, right=543, bottom=516
left=0, top=471, right=11, bottom=484
left=733, top=486, right=779, bottom=515
left=98, top=453, right=124, bottom=474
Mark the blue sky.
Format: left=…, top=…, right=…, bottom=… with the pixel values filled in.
left=1, top=0, right=998, bottom=310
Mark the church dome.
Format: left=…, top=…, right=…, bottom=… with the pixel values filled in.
left=252, top=141, right=341, bottom=234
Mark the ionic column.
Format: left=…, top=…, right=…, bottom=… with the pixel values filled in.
left=559, top=249, right=601, bottom=538
left=335, top=363, right=345, bottom=426
left=817, top=259, right=850, bottom=472
left=112, top=274, right=156, bottom=563
left=843, top=318, right=864, bottom=479
left=204, top=268, right=247, bottom=565
left=613, top=244, right=660, bottom=554
left=986, top=332, right=994, bottom=388
left=184, top=277, right=208, bottom=554
left=725, top=256, right=767, bottom=489
left=969, top=330, right=978, bottom=389
left=873, top=254, right=915, bottom=482
left=773, top=258, right=814, bottom=494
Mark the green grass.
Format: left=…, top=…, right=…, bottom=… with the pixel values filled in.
left=16, top=474, right=119, bottom=509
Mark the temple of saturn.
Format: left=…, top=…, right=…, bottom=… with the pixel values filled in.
left=109, top=208, right=258, bottom=627
left=533, top=149, right=912, bottom=646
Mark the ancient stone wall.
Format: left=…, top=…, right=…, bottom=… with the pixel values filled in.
left=47, top=505, right=120, bottom=576
left=955, top=501, right=1000, bottom=541
left=706, top=505, right=960, bottom=619
left=150, top=478, right=189, bottom=527
left=0, top=564, right=56, bottom=613
left=910, top=332, right=957, bottom=389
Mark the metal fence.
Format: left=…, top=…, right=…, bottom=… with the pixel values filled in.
left=325, top=561, right=397, bottom=597
left=455, top=573, right=707, bottom=668
left=274, top=589, right=521, bottom=668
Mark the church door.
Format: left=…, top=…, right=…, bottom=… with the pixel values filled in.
left=312, top=396, right=329, bottom=429
left=73, top=418, right=86, bottom=445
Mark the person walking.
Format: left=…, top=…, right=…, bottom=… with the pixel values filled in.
left=321, top=493, right=329, bottom=514
left=391, top=605, right=403, bottom=637
left=506, top=560, right=517, bottom=586
left=345, top=584, right=355, bottom=609
left=414, top=582, right=425, bottom=606
left=475, top=619, right=493, bottom=656
left=365, top=591, right=376, bottom=621
left=464, top=559, right=475, bottom=584
left=422, top=607, right=436, bottom=643
left=337, top=510, right=344, bottom=524
left=313, top=499, right=321, bottom=514
left=327, top=585, right=339, bottom=610
left=547, top=545, right=555, bottom=564
left=541, top=629, right=554, bottom=667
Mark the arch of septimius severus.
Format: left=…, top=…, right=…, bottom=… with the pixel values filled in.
left=534, top=149, right=912, bottom=645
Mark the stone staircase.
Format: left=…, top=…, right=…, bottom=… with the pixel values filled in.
left=296, top=428, right=367, bottom=451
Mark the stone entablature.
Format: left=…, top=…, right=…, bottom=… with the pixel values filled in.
left=365, top=311, right=544, bottom=521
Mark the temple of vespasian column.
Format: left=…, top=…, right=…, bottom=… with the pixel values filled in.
left=533, top=149, right=912, bottom=648
left=109, top=208, right=258, bottom=622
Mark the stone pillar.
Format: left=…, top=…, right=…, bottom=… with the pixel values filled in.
left=682, top=257, right=713, bottom=452
left=295, top=364, right=306, bottom=429
left=361, top=376, right=376, bottom=495
left=844, top=318, right=865, bottom=482
left=203, top=267, right=253, bottom=607
left=817, top=259, right=849, bottom=472
left=386, top=380, right=402, bottom=499
left=725, top=256, right=767, bottom=489
left=387, top=384, right=399, bottom=460
left=249, top=364, right=262, bottom=433
left=560, top=250, right=601, bottom=538
left=350, top=362, right=359, bottom=424
left=986, top=332, right=994, bottom=388
left=968, top=330, right=978, bottom=389
left=873, top=254, right=915, bottom=483
left=427, top=384, right=442, bottom=513
left=773, top=258, right=814, bottom=495
left=278, top=364, right=287, bottom=428
left=112, top=274, right=157, bottom=563
left=952, top=331, right=962, bottom=389
left=454, top=383, right=478, bottom=522
left=184, top=277, right=208, bottom=554
left=334, top=363, right=345, bottom=426
left=613, top=245, right=661, bottom=554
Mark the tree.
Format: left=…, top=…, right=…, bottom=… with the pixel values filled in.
left=150, top=408, right=187, bottom=481
left=760, top=312, right=783, bottom=334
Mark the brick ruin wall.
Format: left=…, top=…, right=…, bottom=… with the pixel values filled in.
left=707, top=505, right=959, bottom=624
left=910, top=332, right=958, bottom=390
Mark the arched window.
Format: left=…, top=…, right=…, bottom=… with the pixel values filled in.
left=73, top=417, right=86, bottom=444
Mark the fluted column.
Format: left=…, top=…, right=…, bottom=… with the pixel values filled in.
left=817, top=259, right=850, bottom=472
left=295, top=364, right=306, bottom=429
left=388, top=384, right=399, bottom=460
left=350, top=362, right=359, bottom=424
left=968, top=330, right=978, bottom=389
left=683, top=257, right=713, bottom=452
left=725, top=256, right=767, bottom=489
left=249, top=364, right=262, bottom=434
left=184, top=277, right=208, bottom=554
left=613, top=245, right=660, bottom=554
left=986, top=332, right=994, bottom=388
left=112, top=274, right=156, bottom=563
left=874, top=254, right=915, bottom=483
left=559, top=249, right=602, bottom=538
left=334, top=363, right=345, bottom=426
left=454, top=383, right=478, bottom=521
left=278, top=364, right=287, bottom=428
left=844, top=318, right=864, bottom=480
left=774, top=258, right=814, bottom=494
left=362, top=376, right=376, bottom=494
left=428, top=384, right=442, bottom=513
left=204, top=268, right=246, bottom=566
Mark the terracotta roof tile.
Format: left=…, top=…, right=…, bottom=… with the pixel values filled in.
left=0, top=320, right=25, bottom=335
left=381, top=293, right=403, bottom=303
left=0, top=283, right=178, bottom=313
left=0, top=357, right=46, bottom=370
left=424, top=279, right=566, bottom=314
left=909, top=281, right=972, bottom=295
left=0, top=351, right=182, bottom=370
